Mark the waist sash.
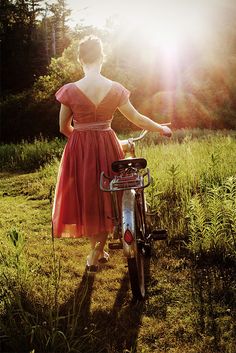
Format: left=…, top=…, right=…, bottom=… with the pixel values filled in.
left=74, top=120, right=112, bottom=131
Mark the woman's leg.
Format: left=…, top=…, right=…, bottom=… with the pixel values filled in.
left=88, top=232, right=109, bottom=266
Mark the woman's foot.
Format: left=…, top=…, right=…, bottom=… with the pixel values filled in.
left=86, top=259, right=98, bottom=273
left=86, top=243, right=101, bottom=273
left=98, top=250, right=109, bottom=264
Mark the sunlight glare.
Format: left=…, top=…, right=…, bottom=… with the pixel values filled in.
left=117, top=1, right=208, bottom=59
left=70, top=0, right=215, bottom=63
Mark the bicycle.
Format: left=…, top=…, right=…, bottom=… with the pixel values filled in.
left=100, top=128, right=169, bottom=300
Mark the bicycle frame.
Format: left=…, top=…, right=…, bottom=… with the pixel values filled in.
left=100, top=127, right=170, bottom=299
left=100, top=131, right=151, bottom=258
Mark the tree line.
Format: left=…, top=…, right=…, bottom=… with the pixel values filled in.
left=0, top=0, right=71, bottom=94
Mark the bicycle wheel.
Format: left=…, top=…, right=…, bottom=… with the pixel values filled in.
left=127, top=256, right=145, bottom=300
left=130, top=193, right=146, bottom=299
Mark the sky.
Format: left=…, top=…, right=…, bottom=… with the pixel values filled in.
left=66, top=0, right=236, bottom=28
left=67, top=0, right=117, bottom=27
left=63, top=0, right=236, bottom=63
left=67, top=0, right=206, bottom=27
left=65, top=1, right=209, bottom=47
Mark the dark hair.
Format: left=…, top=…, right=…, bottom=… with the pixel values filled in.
left=78, top=35, right=103, bottom=64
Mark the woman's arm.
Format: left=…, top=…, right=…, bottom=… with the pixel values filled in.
left=59, top=104, right=74, bottom=138
left=118, top=100, right=172, bottom=136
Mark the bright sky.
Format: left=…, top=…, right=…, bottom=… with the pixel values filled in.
left=67, top=1, right=234, bottom=38
left=68, top=0, right=120, bottom=27
left=67, top=0, right=235, bottom=27
left=65, top=0, right=236, bottom=63
left=69, top=0, right=209, bottom=28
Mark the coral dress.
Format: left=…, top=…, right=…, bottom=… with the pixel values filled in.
left=52, top=81, right=130, bottom=238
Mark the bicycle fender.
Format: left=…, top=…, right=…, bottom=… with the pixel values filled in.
left=122, top=190, right=136, bottom=258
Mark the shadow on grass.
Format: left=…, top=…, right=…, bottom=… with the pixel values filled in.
left=59, top=271, right=95, bottom=333
left=0, top=271, right=95, bottom=353
left=0, top=257, right=160, bottom=353
left=85, top=257, right=152, bottom=353
left=191, top=265, right=236, bottom=353
left=59, top=257, right=152, bottom=353
left=59, top=262, right=151, bottom=353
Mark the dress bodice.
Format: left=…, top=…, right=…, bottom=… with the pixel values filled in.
left=55, top=81, right=130, bottom=123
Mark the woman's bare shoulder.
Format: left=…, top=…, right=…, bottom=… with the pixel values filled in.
left=111, top=80, right=128, bottom=90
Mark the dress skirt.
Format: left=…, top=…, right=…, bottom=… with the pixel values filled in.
left=52, top=129, right=124, bottom=238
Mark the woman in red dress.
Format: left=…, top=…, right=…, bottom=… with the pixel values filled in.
left=52, top=35, right=172, bottom=271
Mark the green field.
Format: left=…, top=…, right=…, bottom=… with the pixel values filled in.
left=0, top=130, right=236, bottom=353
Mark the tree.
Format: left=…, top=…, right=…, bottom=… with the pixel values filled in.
left=0, top=0, right=72, bottom=94
left=47, top=0, right=71, bottom=57
left=0, top=0, right=45, bottom=93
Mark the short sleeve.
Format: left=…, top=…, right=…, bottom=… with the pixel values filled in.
left=118, top=85, right=130, bottom=107
left=55, top=84, right=70, bottom=106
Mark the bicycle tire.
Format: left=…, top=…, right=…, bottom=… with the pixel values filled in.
left=127, top=193, right=145, bottom=300
left=127, top=253, right=145, bottom=300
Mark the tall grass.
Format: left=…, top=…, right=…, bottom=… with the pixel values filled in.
left=0, top=230, right=96, bottom=353
left=1, top=130, right=236, bottom=261
left=0, top=137, right=65, bottom=172
left=187, top=177, right=236, bottom=262
left=138, top=133, right=236, bottom=261
left=1, top=129, right=235, bottom=172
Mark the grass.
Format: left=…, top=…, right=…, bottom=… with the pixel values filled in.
left=0, top=137, right=65, bottom=172
left=1, top=129, right=235, bottom=173
left=0, top=130, right=236, bottom=352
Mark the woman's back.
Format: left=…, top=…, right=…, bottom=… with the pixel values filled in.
left=74, top=75, right=113, bottom=107
left=55, top=79, right=130, bottom=124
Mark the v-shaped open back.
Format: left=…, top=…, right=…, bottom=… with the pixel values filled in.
left=73, top=82, right=114, bottom=109
left=55, top=81, right=130, bottom=123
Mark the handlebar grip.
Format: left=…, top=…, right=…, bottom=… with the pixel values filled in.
left=160, top=123, right=171, bottom=126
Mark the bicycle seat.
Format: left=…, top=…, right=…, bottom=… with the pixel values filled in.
left=112, top=158, right=147, bottom=173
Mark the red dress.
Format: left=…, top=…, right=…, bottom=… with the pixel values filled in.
left=52, top=81, right=130, bottom=238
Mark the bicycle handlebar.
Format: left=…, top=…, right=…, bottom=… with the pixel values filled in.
left=131, top=130, right=148, bottom=142
left=101, top=124, right=170, bottom=192
left=127, top=123, right=171, bottom=143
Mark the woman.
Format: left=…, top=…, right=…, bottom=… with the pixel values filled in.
left=52, top=35, right=172, bottom=272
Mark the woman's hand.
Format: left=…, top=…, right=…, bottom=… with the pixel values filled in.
left=119, top=139, right=135, bottom=154
left=160, top=126, right=172, bottom=137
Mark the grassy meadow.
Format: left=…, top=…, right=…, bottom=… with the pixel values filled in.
left=0, top=129, right=236, bottom=353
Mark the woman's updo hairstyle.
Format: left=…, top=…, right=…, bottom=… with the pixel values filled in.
left=78, top=35, right=103, bottom=64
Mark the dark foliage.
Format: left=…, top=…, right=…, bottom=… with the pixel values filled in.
left=0, top=0, right=72, bottom=95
